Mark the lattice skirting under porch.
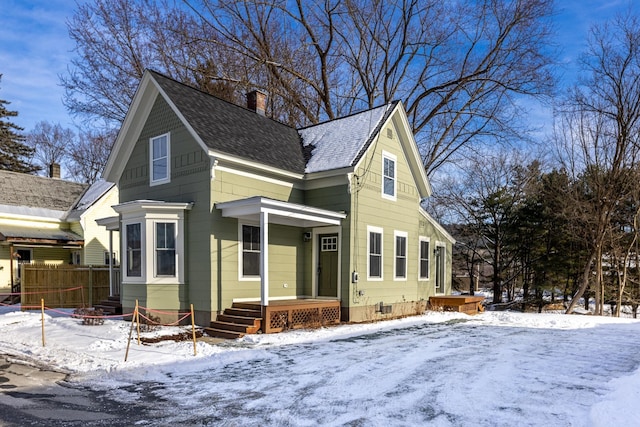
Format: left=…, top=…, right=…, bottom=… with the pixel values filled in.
left=263, top=300, right=340, bottom=333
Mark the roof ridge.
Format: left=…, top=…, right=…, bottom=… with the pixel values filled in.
left=0, top=169, right=87, bottom=186
left=147, top=69, right=296, bottom=131
left=297, top=101, right=398, bottom=131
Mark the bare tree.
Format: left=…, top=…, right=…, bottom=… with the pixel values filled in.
left=61, top=0, right=247, bottom=126
left=67, top=128, right=116, bottom=184
left=434, top=150, right=534, bottom=303
left=25, top=121, right=75, bottom=176
left=554, top=13, right=640, bottom=315
left=63, top=0, right=556, bottom=175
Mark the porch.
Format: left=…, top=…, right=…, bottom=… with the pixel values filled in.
left=428, top=295, right=485, bottom=315
left=205, top=299, right=341, bottom=338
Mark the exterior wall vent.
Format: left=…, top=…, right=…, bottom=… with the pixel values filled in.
left=386, top=128, right=393, bottom=139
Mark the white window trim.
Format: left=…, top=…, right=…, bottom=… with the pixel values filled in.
left=311, top=225, right=342, bottom=299
left=153, top=220, right=178, bottom=278
left=418, top=236, right=430, bottom=281
left=123, top=220, right=145, bottom=283
left=149, top=133, right=171, bottom=186
left=435, top=242, right=446, bottom=293
left=381, top=150, right=397, bottom=201
left=238, top=222, right=261, bottom=281
left=367, top=225, right=383, bottom=281
left=117, top=202, right=190, bottom=285
left=393, top=230, right=408, bottom=281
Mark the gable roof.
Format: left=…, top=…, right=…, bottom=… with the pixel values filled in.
left=149, top=71, right=306, bottom=173
left=299, top=103, right=397, bottom=174
left=66, top=180, right=116, bottom=221
left=0, top=170, right=87, bottom=218
left=105, top=70, right=431, bottom=198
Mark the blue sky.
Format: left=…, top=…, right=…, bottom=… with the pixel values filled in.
left=0, top=0, right=629, bottom=134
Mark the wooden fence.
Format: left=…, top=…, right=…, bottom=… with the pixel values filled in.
left=21, top=264, right=113, bottom=308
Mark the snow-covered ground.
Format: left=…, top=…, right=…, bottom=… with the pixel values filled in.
left=1, top=307, right=639, bottom=426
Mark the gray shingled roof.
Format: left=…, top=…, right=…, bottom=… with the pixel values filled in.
left=0, top=224, right=83, bottom=244
left=0, top=170, right=88, bottom=211
left=150, top=71, right=307, bottom=173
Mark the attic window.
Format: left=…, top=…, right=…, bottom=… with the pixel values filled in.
left=150, top=133, right=170, bottom=186
left=382, top=151, right=396, bottom=200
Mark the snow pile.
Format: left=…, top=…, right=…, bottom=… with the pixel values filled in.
left=1, top=307, right=639, bottom=425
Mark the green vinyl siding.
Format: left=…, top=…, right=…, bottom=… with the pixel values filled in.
left=212, top=168, right=305, bottom=309
left=346, top=122, right=451, bottom=307
left=112, top=89, right=452, bottom=324
left=118, top=94, right=212, bottom=315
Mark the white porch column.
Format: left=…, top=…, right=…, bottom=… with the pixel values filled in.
left=108, top=230, right=114, bottom=296
left=260, top=211, right=269, bottom=306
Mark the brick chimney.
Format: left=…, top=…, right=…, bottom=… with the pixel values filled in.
left=246, top=90, right=267, bottom=116
left=49, top=163, right=61, bottom=179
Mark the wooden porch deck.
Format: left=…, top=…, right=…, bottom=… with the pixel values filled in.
left=205, top=299, right=341, bottom=339
left=245, top=299, right=341, bottom=334
left=428, top=295, right=485, bottom=315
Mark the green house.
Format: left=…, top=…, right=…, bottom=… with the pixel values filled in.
left=101, top=70, right=454, bottom=333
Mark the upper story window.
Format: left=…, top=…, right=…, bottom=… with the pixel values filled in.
left=368, top=226, right=383, bottom=280
left=382, top=151, right=396, bottom=200
left=150, top=133, right=170, bottom=185
left=241, top=224, right=261, bottom=278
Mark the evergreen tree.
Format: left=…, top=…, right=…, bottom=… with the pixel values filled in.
left=0, top=75, right=38, bottom=173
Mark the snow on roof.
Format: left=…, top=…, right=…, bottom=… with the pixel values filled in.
left=72, top=180, right=115, bottom=211
left=0, top=203, right=68, bottom=220
left=299, top=103, right=393, bottom=173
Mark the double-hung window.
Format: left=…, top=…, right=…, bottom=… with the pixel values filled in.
left=150, top=133, right=170, bottom=185
left=116, top=201, right=191, bottom=285
left=382, top=151, right=396, bottom=200
left=419, top=237, right=430, bottom=280
left=155, top=222, right=176, bottom=276
left=242, top=224, right=260, bottom=277
left=394, top=231, right=407, bottom=280
left=126, top=223, right=142, bottom=277
left=368, top=226, right=383, bottom=279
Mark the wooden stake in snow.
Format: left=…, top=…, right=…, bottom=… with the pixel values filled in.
left=41, top=298, right=45, bottom=347
left=191, top=304, right=197, bottom=356
left=124, top=300, right=139, bottom=362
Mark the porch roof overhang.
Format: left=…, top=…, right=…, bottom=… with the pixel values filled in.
left=215, top=196, right=346, bottom=228
left=0, top=225, right=84, bottom=247
left=95, top=215, right=120, bottom=231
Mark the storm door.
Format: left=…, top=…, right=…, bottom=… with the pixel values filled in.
left=317, top=234, right=339, bottom=297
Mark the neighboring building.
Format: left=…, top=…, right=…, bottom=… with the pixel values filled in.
left=100, top=70, right=454, bottom=328
left=0, top=169, right=119, bottom=289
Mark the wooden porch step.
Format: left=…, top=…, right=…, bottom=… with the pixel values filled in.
left=231, top=302, right=261, bottom=310
left=94, top=296, right=122, bottom=315
left=204, top=302, right=263, bottom=340
left=217, top=314, right=262, bottom=326
left=224, top=307, right=262, bottom=318
left=203, top=327, right=245, bottom=340
left=210, top=320, right=261, bottom=334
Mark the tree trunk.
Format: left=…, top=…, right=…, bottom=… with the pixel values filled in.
left=566, top=250, right=597, bottom=314
left=594, top=246, right=602, bottom=315
left=492, top=245, right=502, bottom=303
